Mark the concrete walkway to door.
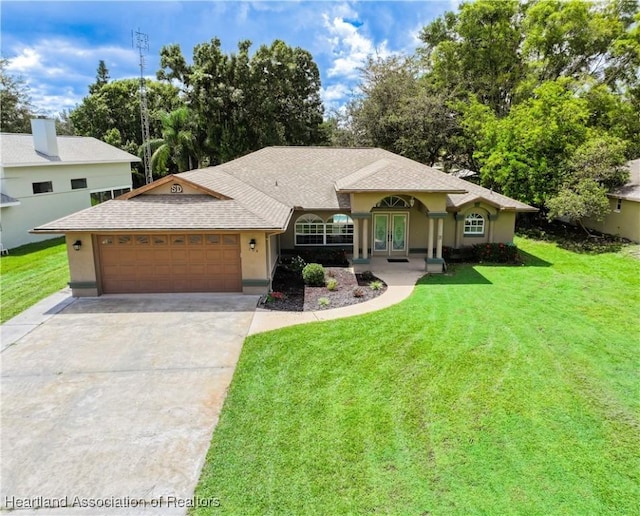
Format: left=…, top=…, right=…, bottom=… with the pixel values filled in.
left=1, top=293, right=258, bottom=515
left=248, top=257, right=426, bottom=335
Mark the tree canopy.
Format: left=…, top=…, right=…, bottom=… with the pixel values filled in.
left=334, top=0, right=640, bottom=225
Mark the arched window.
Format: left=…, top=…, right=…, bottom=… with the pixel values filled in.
left=325, top=214, right=354, bottom=244
left=376, top=196, right=409, bottom=208
left=295, top=214, right=324, bottom=245
left=464, top=212, right=485, bottom=235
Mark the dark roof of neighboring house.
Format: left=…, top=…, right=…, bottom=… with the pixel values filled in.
left=33, top=147, right=536, bottom=233
left=609, top=158, right=640, bottom=202
left=0, top=133, right=140, bottom=167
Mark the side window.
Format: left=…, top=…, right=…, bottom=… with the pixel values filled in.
left=615, top=198, right=622, bottom=212
left=32, top=181, right=53, bottom=194
left=71, top=178, right=87, bottom=190
left=464, top=212, right=485, bottom=235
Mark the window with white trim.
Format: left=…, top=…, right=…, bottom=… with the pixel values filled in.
left=464, top=212, right=485, bottom=235
left=325, top=214, right=354, bottom=244
left=294, top=213, right=355, bottom=246
left=295, top=214, right=324, bottom=245
left=376, top=196, right=409, bottom=208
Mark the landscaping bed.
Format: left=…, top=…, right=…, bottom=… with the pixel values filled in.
left=260, top=265, right=386, bottom=312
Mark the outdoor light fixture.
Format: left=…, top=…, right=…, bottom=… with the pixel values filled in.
left=410, top=197, right=415, bottom=207
left=249, top=238, right=257, bottom=251
left=72, top=240, right=82, bottom=251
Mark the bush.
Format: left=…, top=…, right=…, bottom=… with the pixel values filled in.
left=472, top=242, right=519, bottom=263
left=353, top=287, right=365, bottom=298
left=369, top=280, right=384, bottom=291
left=359, top=270, right=375, bottom=282
left=288, top=255, right=306, bottom=274
left=302, top=263, right=325, bottom=286
left=318, top=297, right=330, bottom=307
left=326, top=278, right=338, bottom=291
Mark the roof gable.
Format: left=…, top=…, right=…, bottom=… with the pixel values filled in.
left=118, top=175, right=231, bottom=200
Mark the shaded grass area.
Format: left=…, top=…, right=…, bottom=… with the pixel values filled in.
left=0, top=238, right=69, bottom=323
left=194, top=237, right=639, bottom=515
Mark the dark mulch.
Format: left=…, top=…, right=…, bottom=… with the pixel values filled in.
left=260, top=266, right=386, bottom=312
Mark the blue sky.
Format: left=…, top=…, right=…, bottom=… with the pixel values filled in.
left=1, top=1, right=456, bottom=116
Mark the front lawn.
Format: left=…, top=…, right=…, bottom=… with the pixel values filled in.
left=0, top=238, right=69, bottom=323
left=194, top=237, right=639, bottom=514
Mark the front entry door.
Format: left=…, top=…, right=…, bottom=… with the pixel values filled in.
left=373, top=213, right=408, bottom=256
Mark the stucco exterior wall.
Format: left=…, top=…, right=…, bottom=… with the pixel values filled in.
left=66, top=232, right=99, bottom=296
left=1, top=162, right=132, bottom=249
left=583, top=198, right=640, bottom=243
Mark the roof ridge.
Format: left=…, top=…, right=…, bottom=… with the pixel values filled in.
left=181, top=168, right=291, bottom=227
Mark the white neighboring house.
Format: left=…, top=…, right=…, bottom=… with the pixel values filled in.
left=0, top=119, right=140, bottom=250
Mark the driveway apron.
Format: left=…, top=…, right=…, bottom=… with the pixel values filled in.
left=1, top=293, right=257, bottom=515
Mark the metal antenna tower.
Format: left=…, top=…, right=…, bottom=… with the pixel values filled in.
left=133, top=29, right=153, bottom=184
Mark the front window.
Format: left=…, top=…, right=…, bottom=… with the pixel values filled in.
left=464, top=213, right=485, bottom=235
left=615, top=198, right=622, bottom=212
left=325, top=214, right=354, bottom=244
left=295, top=214, right=324, bottom=245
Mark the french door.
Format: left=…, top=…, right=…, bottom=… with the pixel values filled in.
left=373, top=213, right=408, bottom=256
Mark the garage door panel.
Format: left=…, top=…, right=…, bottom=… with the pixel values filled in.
left=99, top=233, right=242, bottom=293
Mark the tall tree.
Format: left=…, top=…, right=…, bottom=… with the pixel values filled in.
left=89, top=60, right=110, bottom=94
left=0, top=58, right=38, bottom=133
left=70, top=78, right=182, bottom=156
left=147, top=107, right=199, bottom=175
left=547, top=135, right=629, bottom=229
left=157, top=38, right=324, bottom=165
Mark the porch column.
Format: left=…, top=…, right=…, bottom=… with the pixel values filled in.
left=353, top=217, right=360, bottom=260
left=362, top=217, right=369, bottom=259
left=436, top=218, right=444, bottom=259
left=427, top=217, right=434, bottom=259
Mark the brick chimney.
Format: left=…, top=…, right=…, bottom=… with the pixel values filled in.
left=31, top=118, right=59, bottom=157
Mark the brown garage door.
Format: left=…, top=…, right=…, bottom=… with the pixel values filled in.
left=98, top=233, right=242, bottom=293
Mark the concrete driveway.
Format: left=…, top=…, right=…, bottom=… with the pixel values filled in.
left=1, top=293, right=257, bottom=515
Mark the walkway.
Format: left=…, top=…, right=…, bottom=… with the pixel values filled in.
left=248, top=260, right=425, bottom=335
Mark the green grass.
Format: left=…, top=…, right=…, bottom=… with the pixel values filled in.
left=0, top=237, right=69, bottom=323
left=194, top=237, right=640, bottom=515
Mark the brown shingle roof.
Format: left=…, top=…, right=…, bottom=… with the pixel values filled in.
left=33, top=147, right=537, bottom=233
left=34, top=195, right=289, bottom=232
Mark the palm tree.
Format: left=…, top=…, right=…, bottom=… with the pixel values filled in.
left=143, top=107, right=199, bottom=177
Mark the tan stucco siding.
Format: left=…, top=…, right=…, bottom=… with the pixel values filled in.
left=66, top=232, right=99, bottom=296
left=349, top=192, right=448, bottom=213
left=454, top=204, right=517, bottom=247
left=584, top=199, right=640, bottom=243
left=1, top=162, right=132, bottom=249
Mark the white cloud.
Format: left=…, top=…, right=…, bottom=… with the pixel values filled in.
left=5, top=38, right=140, bottom=115
left=321, top=7, right=392, bottom=80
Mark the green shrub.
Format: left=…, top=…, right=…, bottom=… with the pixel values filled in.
left=326, top=278, right=338, bottom=291
left=318, top=297, right=330, bottom=307
left=302, top=263, right=325, bottom=286
left=369, top=280, right=384, bottom=291
left=288, top=255, right=306, bottom=274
